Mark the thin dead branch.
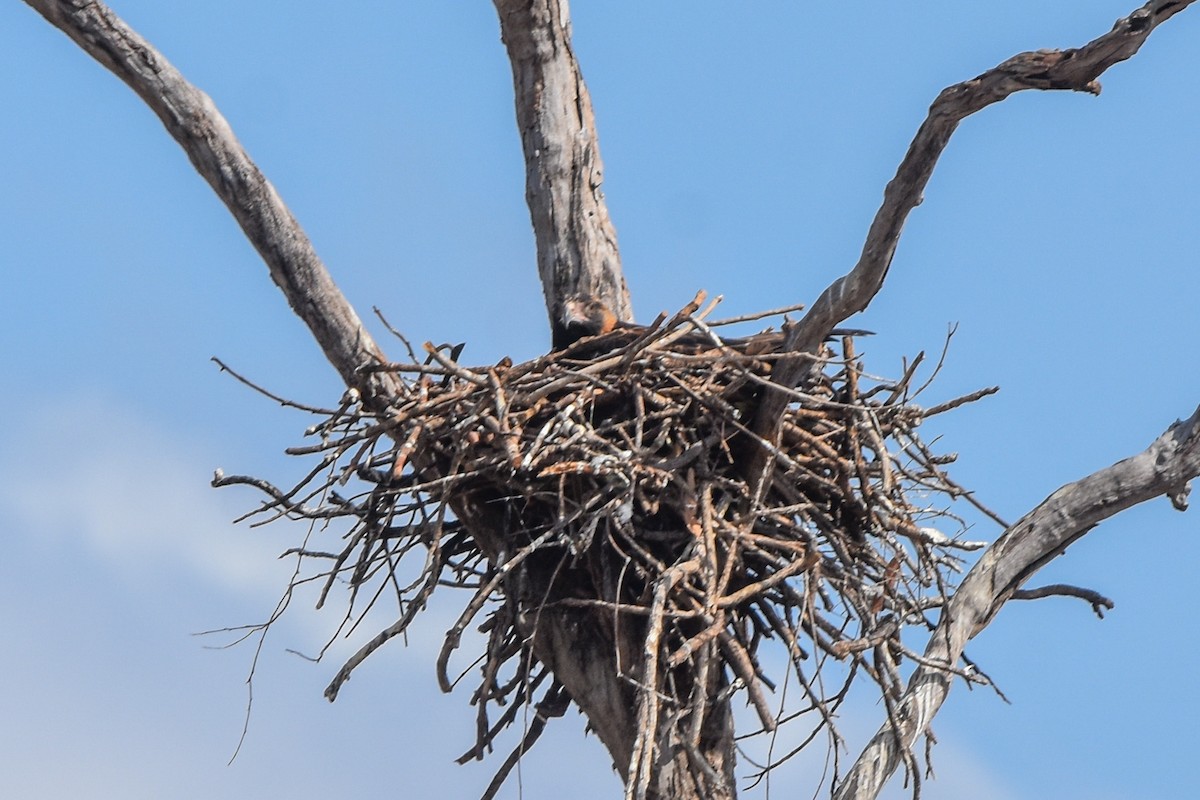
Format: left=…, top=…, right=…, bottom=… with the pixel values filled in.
left=750, top=0, right=1196, bottom=479
left=24, top=0, right=401, bottom=399
left=1012, top=584, right=1116, bottom=618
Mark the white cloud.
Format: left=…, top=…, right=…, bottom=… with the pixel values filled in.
left=0, top=392, right=464, bottom=660
left=0, top=394, right=290, bottom=593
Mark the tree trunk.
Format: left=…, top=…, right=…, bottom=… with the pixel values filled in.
left=493, top=0, right=631, bottom=347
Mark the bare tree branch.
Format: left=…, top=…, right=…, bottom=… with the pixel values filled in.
left=1011, top=583, right=1115, bottom=618
left=493, top=0, right=631, bottom=345
left=750, top=0, right=1195, bottom=475
left=835, top=404, right=1200, bottom=800
left=22, top=0, right=400, bottom=399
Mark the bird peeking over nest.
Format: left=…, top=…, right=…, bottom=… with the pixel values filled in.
left=555, top=293, right=870, bottom=356
left=559, top=294, right=625, bottom=343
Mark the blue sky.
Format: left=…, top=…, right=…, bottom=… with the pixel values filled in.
left=1, top=2, right=1197, bottom=798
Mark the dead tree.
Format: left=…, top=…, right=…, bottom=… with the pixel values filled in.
left=22, top=1, right=1199, bottom=799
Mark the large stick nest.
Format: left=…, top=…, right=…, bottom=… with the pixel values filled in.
left=216, top=295, right=994, bottom=791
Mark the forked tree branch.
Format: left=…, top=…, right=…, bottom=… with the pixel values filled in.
left=493, top=0, right=632, bottom=344
left=23, top=0, right=401, bottom=400
left=835, top=405, right=1200, bottom=800
left=750, top=0, right=1195, bottom=470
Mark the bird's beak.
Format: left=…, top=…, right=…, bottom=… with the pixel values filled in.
left=560, top=301, right=587, bottom=328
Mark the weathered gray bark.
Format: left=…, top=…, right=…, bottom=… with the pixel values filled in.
left=21, top=0, right=400, bottom=402
left=835, top=405, right=1200, bottom=800
left=748, top=0, right=1196, bottom=489
left=493, top=0, right=632, bottom=347
left=492, top=3, right=734, bottom=796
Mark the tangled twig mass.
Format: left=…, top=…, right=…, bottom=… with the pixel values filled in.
left=215, top=296, right=995, bottom=792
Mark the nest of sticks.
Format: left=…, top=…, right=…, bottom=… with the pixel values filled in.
left=216, top=294, right=995, bottom=790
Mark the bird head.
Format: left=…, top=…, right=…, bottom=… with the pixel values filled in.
left=560, top=294, right=619, bottom=340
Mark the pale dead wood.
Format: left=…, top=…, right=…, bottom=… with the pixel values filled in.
left=22, top=0, right=399, bottom=399
left=750, top=0, right=1196, bottom=477
left=834, top=405, right=1200, bottom=800
left=493, top=0, right=632, bottom=344
left=1011, top=583, right=1115, bottom=617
